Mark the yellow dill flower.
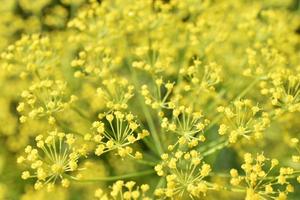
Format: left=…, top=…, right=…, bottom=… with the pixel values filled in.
left=91, top=111, right=149, bottom=158
left=1, top=34, right=56, bottom=79
left=17, top=130, right=86, bottom=191
left=217, top=99, right=270, bottom=143
left=96, top=78, right=134, bottom=111
left=161, top=105, right=208, bottom=148
left=179, top=59, right=222, bottom=92
left=141, top=78, right=174, bottom=110
left=262, top=69, right=300, bottom=113
left=95, top=180, right=150, bottom=200
left=17, top=79, right=77, bottom=124
left=0, top=0, right=300, bottom=198
left=154, top=150, right=217, bottom=199
left=230, top=152, right=294, bottom=200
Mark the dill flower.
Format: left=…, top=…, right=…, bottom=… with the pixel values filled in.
left=95, top=181, right=151, bottom=200
left=160, top=105, right=208, bottom=148
left=261, top=69, right=300, bottom=113
left=217, top=99, right=270, bottom=143
left=91, top=111, right=149, bottom=158
left=17, top=130, right=86, bottom=190
left=1, top=34, right=55, bottom=79
left=244, top=46, right=286, bottom=77
left=0, top=0, right=300, bottom=198
left=154, top=150, right=217, bottom=199
left=17, top=79, right=77, bottom=124
left=178, top=60, right=222, bottom=92
left=71, top=45, right=116, bottom=78
left=141, top=78, right=174, bottom=110
left=230, top=152, right=294, bottom=200
left=96, top=78, right=135, bottom=111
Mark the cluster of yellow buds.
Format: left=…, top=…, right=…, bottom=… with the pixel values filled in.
left=172, top=60, right=222, bottom=108
left=1, top=34, right=55, bottom=79
left=141, top=78, right=174, bottom=110
left=160, top=106, right=208, bottom=148
left=154, top=150, right=217, bottom=199
left=217, top=99, right=270, bottom=143
left=230, top=152, right=294, bottom=200
left=96, top=78, right=135, bottom=111
left=17, top=79, right=77, bottom=125
left=89, top=111, right=149, bottom=158
left=95, top=180, right=151, bottom=200
left=178, top=60, right=222, bottom=92
left=132, top=58, right=168, bottom=75
left=17, top=130, right=86, bottom=191
left=260, top=69, right=300, bottom=113
left=71, top=44, right=117, bottom=78
left=244, top=46, right=286, bottom=77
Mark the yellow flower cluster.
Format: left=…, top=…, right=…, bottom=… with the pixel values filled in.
left=96, top=78, right=135, bottom=111
left=17, top=130, right=86, bottom=191
left=160, top=106, right=208, bottom=148
left=154, top=150, right=217, bottom=199
left=95, top=181, right=150, bottom=200
left=17, top=79, right=77, bottom=124
left=141, top=78, right=174, bottom=110
left=90, top=111, right=149, bottom=158
left=261, top=69, right=300, bottom=113
left=0, top=0, right=299, bottom=199
left=217, top=99, right=270, bottom=143
left=1, top=34, right=55, bottom=79
left=230, top=152, right=294, bottom=200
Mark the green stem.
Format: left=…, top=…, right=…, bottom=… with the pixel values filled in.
left=54, top=116, right=83, bottom=136
left=202, top=140, right=229, bottom=157
left=133, top=159, right=157, bottom=166
left=129, top=65, right=164, bottom=155
left=71, top=106, right=91, bottom=122
left=236, top=77, right=262, bottom=100
left=70, top=169, right=155, bottom=182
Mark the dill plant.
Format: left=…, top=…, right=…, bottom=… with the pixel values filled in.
left=0, top=0, right=300, bottom=199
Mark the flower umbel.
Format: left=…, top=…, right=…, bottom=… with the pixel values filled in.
left=217, top=99, right=270, bottom=143
left=17, top=130, right=85, bottom=191
left=154, top=150, right=217, bottom=199
left=91, top=111, right=149, bottom=158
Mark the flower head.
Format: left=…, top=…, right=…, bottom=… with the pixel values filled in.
left=17, top=130, right=86, bottom=190
left=17, top=79, right=76, bottom=125
left=230, top=152, right=294, bottom=200
left=95, top=181, right=151, bottom=200
left=161, top=105, right=208, bottom=148
left=154, top=150, right=217, bottom=199
left=91, top=111, right=149, bottom=158
left=217, top=99, right=270, bottom=143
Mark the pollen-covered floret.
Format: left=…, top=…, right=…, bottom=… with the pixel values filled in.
left=154, top=150, right=217, bottom=199
left=95, top=180, right=151, bottom=200
left=17, top=130, right=86, bottom=191
left=217, top=99, right=270, bottom=143
left=90, top=111, right=149, bottom=158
